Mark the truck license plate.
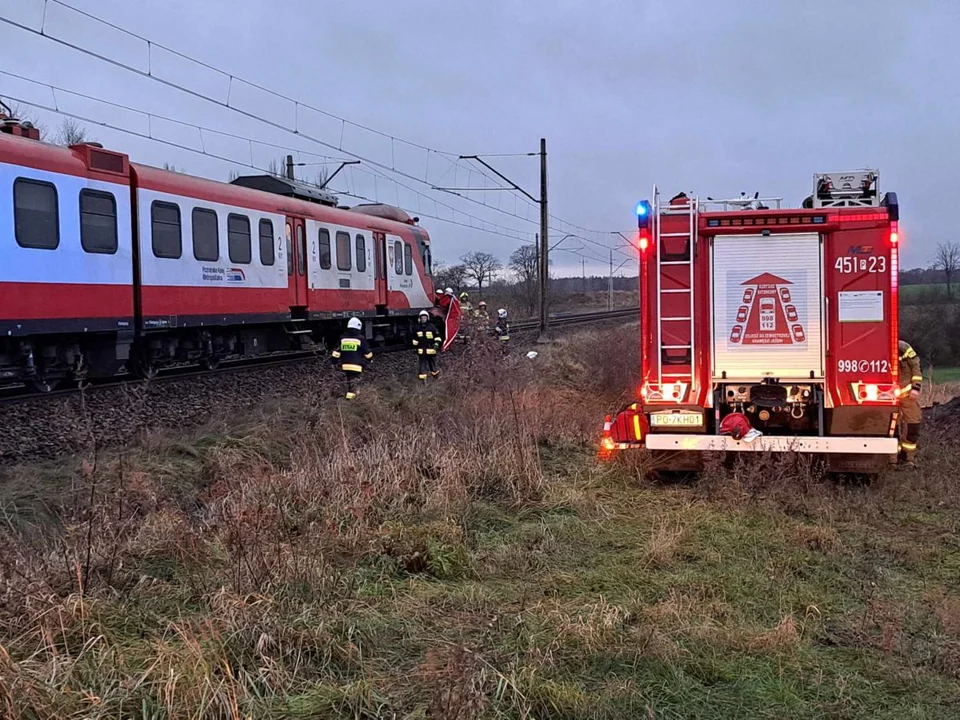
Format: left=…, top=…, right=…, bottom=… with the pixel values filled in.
left=650, top=413, right=703, bottom=427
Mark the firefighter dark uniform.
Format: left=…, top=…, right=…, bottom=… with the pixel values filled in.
left=413, top=311, right=442, bottom=381
left=330, top=319, right=373, bottom=400
left=898, top=340, right=922, bottom=463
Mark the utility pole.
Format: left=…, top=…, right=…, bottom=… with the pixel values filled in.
left=608, top=249, right=613, bottom=311
left=581, top=258, right=586, bottom=294
left=446, top=139, right=548, bottom=335
left=285, top=154, right=295, bottom=180
left=539, top=138, right=549, bottom=338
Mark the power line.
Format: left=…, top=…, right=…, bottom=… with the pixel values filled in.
left=0, top=70, right=534, bottom=243
left=1, top=0, right=624, bottom=249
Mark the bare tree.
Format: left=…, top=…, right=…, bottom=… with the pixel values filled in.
left=509, top=245, right=540, bottom=317
left=267, top=157, right=287, bottom=178
left=53, top=118, right=91, bottom=146
left=433, top=261, right=469, bottom=294
left=460, top=251, right=502, bottom=298
left=933, top=242, right=960, bottom=296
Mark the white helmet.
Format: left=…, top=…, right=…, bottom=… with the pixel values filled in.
left=418, top=310, right=429, bottom=319
left=498, top=308, right=507, bottom=318
left=445, top=287, right=454, bottom=295
left=347, top=317, right=362, bottom=331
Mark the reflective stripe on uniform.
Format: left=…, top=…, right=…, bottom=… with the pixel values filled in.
left=345, top=392, right=357, bottom=400
left=418, top=374, right=427, bottom=380
left=364, top=352, right=374, bottom=360
left=342, top=363, right=363, bottom=372
left=331, top=350, right=341, bottom=358
left=426, top=349, right=437, bottom=355
left=911, top=375, right=923, bottom=382
left=341, top=339, right=361, bottom=351
left=901, top=440, right=917, bottom=451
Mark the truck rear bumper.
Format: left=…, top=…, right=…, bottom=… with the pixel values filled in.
left=644, top=434, right=897, bottom=455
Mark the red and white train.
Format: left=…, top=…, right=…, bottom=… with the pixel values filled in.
left=0, top=115, right=436, bottom=390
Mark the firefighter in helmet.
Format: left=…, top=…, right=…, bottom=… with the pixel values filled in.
left=898, top=339, right=923, bottom=464
left=413, top=309, right=442, bottom=381
left=459, top=291, right=472, bottom=313
left=475, top=300, right=488, bottom=319
left=330, top=317, right=373, bottom=400
left=495, top=308, right=510, bottom=343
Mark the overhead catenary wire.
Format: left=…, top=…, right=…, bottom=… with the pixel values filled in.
left=0, top=0, right=627, bottom=255
left=0, top=70, right=535, bottom=243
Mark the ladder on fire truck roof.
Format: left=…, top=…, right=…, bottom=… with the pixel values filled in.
left=653, top=186, right=697, bottom=391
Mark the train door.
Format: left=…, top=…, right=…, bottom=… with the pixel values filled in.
left=287, top=217, right=309, bottom=307
left=373, top=231, right=388, bottom=307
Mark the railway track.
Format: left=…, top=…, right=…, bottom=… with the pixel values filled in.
left=0, top=307, right=639, bottom=405
left=0, top=344, right=416, bottom=406
left=511, top=307, right=639, bottom=332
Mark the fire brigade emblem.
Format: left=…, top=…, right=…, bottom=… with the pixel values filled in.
left=729, top=273, right=806, bottom=346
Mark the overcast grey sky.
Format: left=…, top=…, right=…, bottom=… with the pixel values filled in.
left=1, top=0, right=955, bottom=273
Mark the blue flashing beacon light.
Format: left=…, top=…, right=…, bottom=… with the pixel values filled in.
left=636, top=200, right=652, bottom=228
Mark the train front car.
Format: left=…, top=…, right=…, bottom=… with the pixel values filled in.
left=344, top=202, right=435, bottom=344
left=0, top=121, right=135, bottom=391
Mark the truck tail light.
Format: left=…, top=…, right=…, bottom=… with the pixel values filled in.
left=641, top=382, right=687, bottom=403
left=890, top=221, right=899, bottom=245
left=850, top=382, right=897, bottom=404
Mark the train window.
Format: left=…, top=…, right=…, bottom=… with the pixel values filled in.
left=191, top=208, right=219, bottom=262
left=14, top=178, right=59, bottom=250
left=151, top=200, right=182, bottom=258
left=355, top=234, right=367, bottom=272
left=227, top=214, right=251, bottom=264
left=318, top=228, right=331, bottom=269
left=394, top=240, right=402, bottom=275
left=422, top=244, right=432, bottom=275
left=404, top=242, right=413, bottom=276
left=336, top=231, right=351, bottom=271
left=259, top=219, right=275, bottom=266
left=285, top=222, right=293, bottom=276
left=79, top=189, right=117, bottom=254
left=297, top=224, right=306, bottom=275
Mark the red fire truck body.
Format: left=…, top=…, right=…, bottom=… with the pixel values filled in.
left=604, top=171, right=901, bottom=474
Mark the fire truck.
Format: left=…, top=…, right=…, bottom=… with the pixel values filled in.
left=602, top=171, right=901, bottom=474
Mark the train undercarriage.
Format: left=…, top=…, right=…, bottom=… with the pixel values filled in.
left=0, top=313, right=421, bottom=392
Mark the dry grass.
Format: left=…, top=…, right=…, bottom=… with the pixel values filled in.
left=1, top=323, right=960, bottom=718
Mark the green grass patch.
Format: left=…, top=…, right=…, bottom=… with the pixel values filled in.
left=929, top=366, right=960, bottom=383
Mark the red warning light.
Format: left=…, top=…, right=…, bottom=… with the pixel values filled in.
left=638, top=232, right=649, bottom=252
left=890, top=221, right=899, bottom=245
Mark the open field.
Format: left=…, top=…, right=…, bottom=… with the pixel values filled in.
left=2, top=326, right=960, bottom=718
left=928, top=367, right=960, bottom=386
left=901, top=284, right=957, bottom=305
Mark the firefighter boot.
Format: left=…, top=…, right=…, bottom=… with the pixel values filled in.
left=344, top=372, right=360, bottom=400
left=899, top=423, right=920, bottom=465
